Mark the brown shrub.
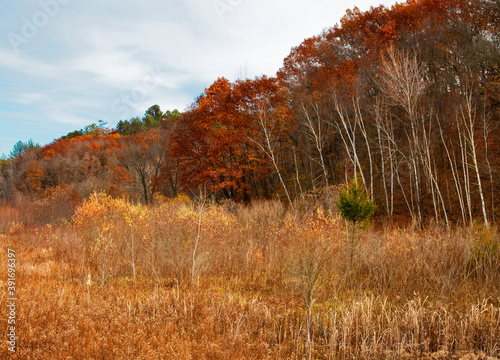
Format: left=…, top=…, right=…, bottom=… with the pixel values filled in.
left=1, top=198, right=498, bottom=358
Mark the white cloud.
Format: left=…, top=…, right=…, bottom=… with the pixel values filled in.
left=0, top=48, right=61, bottom=78
left=0, top=0, right=396, bottom=154
left=1, top=92, right=49, bottom=105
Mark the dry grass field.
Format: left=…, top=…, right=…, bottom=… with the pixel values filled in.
left=0, top=194, right=499, bottom=359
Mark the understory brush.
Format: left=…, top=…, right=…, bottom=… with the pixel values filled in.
left=0, top=195, right=498, bottom=358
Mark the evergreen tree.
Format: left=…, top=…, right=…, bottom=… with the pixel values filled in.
left=337, top=179, right=376, bottom=265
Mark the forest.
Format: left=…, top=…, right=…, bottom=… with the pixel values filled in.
left=0, top=0, right=499, bottom=358
left=1, top=0, right=499, bottom=227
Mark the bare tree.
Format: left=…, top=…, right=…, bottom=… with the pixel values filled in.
left=458, top=119, right=474, bottom=223
left=354, top=98, right=374, bottom=199
left=121, top=130, right=168, bottom=204
left=419, top=110, right=449, bottom=226
left=301, top=101, right=330, bottom=188
left=373, top=97, right=394, bottom=216
left=438, top=117, right=468, bottom=224
left=248, top=103, right=293, bottom=206
left=379, top=47, right=429, bottom=225
left=331, top=95, right=367, bottom=190
left=0, top=159, right=15, bottom=199
left=481, top=101, right=496, bottom=225
left=191, top=187, right=207, bottom=285
left=460, top=86, right=489, bottom=227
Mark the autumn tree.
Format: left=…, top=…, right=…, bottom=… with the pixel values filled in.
left=169, top=78, right=267, bottom=200
left=0, top=156, right=14, bottom=199
left=237, top=76, right=293, bottom=203
left=276, top=0, right=499, bottom=223
left=4, top=0, right=499, bottom=224
left=120, top=129, right=168, bottom=204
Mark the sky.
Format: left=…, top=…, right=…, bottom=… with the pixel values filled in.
left=0, top=0, right=396, bottom=156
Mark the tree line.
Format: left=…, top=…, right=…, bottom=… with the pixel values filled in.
left=1, top=0, right=499, bottom=226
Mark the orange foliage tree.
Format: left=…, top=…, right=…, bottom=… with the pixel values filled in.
left=170, top=77, right=283, bottom=200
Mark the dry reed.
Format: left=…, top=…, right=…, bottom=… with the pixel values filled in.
left=0, top=196, right=498, bottom=359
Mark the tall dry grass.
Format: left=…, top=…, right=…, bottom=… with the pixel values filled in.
left=0, top=193, right=499, bottom=359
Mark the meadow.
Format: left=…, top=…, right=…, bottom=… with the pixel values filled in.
left=0, top=191, right=498, bottom=359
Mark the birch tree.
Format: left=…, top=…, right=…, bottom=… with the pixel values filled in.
left=379, top=47, right=428, bottom=225
left=460, top=86, right=489, bottom=227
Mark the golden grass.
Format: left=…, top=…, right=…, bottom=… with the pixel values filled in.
left=0, top=196, right=499, bottom=359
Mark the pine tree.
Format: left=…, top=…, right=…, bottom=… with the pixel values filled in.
left=337, top=179, right=376, bottom=266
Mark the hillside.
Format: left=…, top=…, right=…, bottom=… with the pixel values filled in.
left=0, top=0, right=499, bottom=358
left=1, top=0, right=499, bottom=227
left=2, top=0, right=499, bottom=228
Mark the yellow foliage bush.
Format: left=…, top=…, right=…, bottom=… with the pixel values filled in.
left=72, top=192, right=148, bottom=284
